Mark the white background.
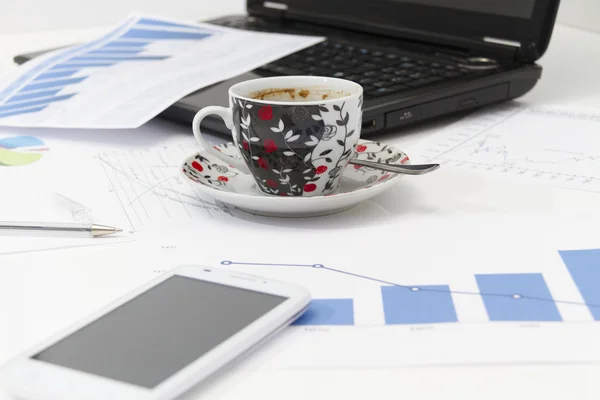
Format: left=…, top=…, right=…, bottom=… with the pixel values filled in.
left=2, top=0, right=600, bottom=34
left=1, top=1, right=600, bottom=400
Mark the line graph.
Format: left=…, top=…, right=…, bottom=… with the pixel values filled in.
left=98, top=143, right=235, bottom=232
left=221, top=253, right=600, bottom=326
left=415, top=105, right=600, bottom=192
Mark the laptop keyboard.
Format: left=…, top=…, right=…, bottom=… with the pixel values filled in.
left=215, top=17, right=474, bottom=99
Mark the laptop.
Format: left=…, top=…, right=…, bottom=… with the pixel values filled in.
left=15, top=0, right=560, bottom=136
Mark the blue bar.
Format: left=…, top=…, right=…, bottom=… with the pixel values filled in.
left=0, top=105, right=47, bottom=119
left=101, top=41, right=150, bottom=48
left=292, top=299, right=354, bottom=326
left=120, top=29, right=211, bottom=40
left=0, top=93, right=76, bottom=113
left=33, top=70, right=80, bottom=81
left=559, top=249, right=600, bottom=320
left=136, top=18, right=209, bottom=31
left=51, top=63, right=115, bottom=70
left=381, top=285, right=458, bottom=324
left=70, top=56, right=169, bottom=62
left=475, top=273, right=562, bottom=321
left=6, top=89, right=61, bottom=103
left=86, top=48, right=144, bottom=55
left=19, top=77, right=86, bottom=92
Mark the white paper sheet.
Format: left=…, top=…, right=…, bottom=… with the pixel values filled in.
left=0, top=14, right=324, bottom=128
left=2, top=213, right=600, bottom=375
left=406, top=102, right=600, bottom=193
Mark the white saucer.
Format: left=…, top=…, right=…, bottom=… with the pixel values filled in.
left=181, top=139, right=410, bottom=217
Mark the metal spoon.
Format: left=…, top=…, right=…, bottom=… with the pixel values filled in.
left=349, top=159, right=440, bottom=175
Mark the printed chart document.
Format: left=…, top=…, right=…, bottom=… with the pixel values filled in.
left=2, top=217, right=600, bottom=372
left=0, top=128, right=255, bottom=246
left=407, top=103, right=600, bottom=193
left=0, top=14, right=323, bottom=129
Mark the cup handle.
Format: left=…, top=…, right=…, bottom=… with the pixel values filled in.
left=192, top=106, right=251, bottom=173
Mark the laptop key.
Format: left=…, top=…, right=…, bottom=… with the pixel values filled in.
left=373, top=81, right=391, bottom=88
left=277, top=66, right=305, bottom=75
left=305, top=66, right=331, bottom=75
left=430, top=68, right=446, bottom=75
left=442, top=71, right=462, bottom=78
left=405, top=76, right=444, bottom=87
left=351, top=64, right=378, bottom=74
left=367, top=85, right=408, bottom=96
left=409, top=72, right=429, bottom=79
left=359, top=77, right=376, bottom=84
left=391, top=76, right=410, bottom=84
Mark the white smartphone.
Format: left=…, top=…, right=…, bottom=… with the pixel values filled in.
left=0, top=265, right=311, bottom=400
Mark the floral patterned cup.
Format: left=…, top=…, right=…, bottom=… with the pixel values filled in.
left=192, top=76, right=363, bottom=197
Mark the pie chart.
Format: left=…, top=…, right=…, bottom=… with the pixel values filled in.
left=0, top=136, right=48, bottom=166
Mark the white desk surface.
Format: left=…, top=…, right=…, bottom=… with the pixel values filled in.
left=1, top=15, right=600, bottom=400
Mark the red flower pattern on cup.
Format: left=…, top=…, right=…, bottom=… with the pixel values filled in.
left=356, top=144, right=367, bottom=152
left=191, top=161, right=203, bottom=172
left=266, top=179, right=278, bottom=188
left=316, top=165, right=328, bottom=174
left=258, top=105, right=273, bottom=120
left=218, top=176, right=228, bottom=182
left=264, top=139, right=277, bottom=153
left=257, top=157, right=268, bottom=170
left=353, top=164, right=362, bottom=170
left=243, top=141, right=249, bottom=151
left=378, top=174, right=391, bottom=182
left=304, top=183, right=317, bottom=192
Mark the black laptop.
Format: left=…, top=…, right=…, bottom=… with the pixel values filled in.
left=15, top=0, right=560, bottom=136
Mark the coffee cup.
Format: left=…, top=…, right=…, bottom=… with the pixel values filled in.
left=192, top=76, right=363, bottom=197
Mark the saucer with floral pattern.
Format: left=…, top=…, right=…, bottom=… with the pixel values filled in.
left=181, top=139, right=409, bottom=217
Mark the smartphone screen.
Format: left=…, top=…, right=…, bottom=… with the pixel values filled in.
left=32, top=276, right=287, bottom=388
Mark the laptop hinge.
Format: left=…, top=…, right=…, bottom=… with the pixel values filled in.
left=484, top=37, right=539, bottom=63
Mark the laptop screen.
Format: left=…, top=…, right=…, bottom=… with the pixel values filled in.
left=393, top=1, right=536, bottom=19
left=256, top=0, right=559, bottom=59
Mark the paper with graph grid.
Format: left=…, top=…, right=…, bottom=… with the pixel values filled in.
left=406, top=103, right=600, bottom=193
left=0, top=14, right=323, bottom=128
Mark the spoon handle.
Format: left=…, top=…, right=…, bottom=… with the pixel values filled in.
left=349, top=159, right=440, bottom=175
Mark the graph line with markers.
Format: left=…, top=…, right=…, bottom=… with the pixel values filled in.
left=221, top=251, right=600, bottom=326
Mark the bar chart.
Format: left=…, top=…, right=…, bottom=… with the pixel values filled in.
left=294, top=299, right=355, bottom=326
left=0, top=17, right=213, bottom=120
left=559, top=249, right=600, bottom=320
left=223, top=250, right=600, bottom=326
